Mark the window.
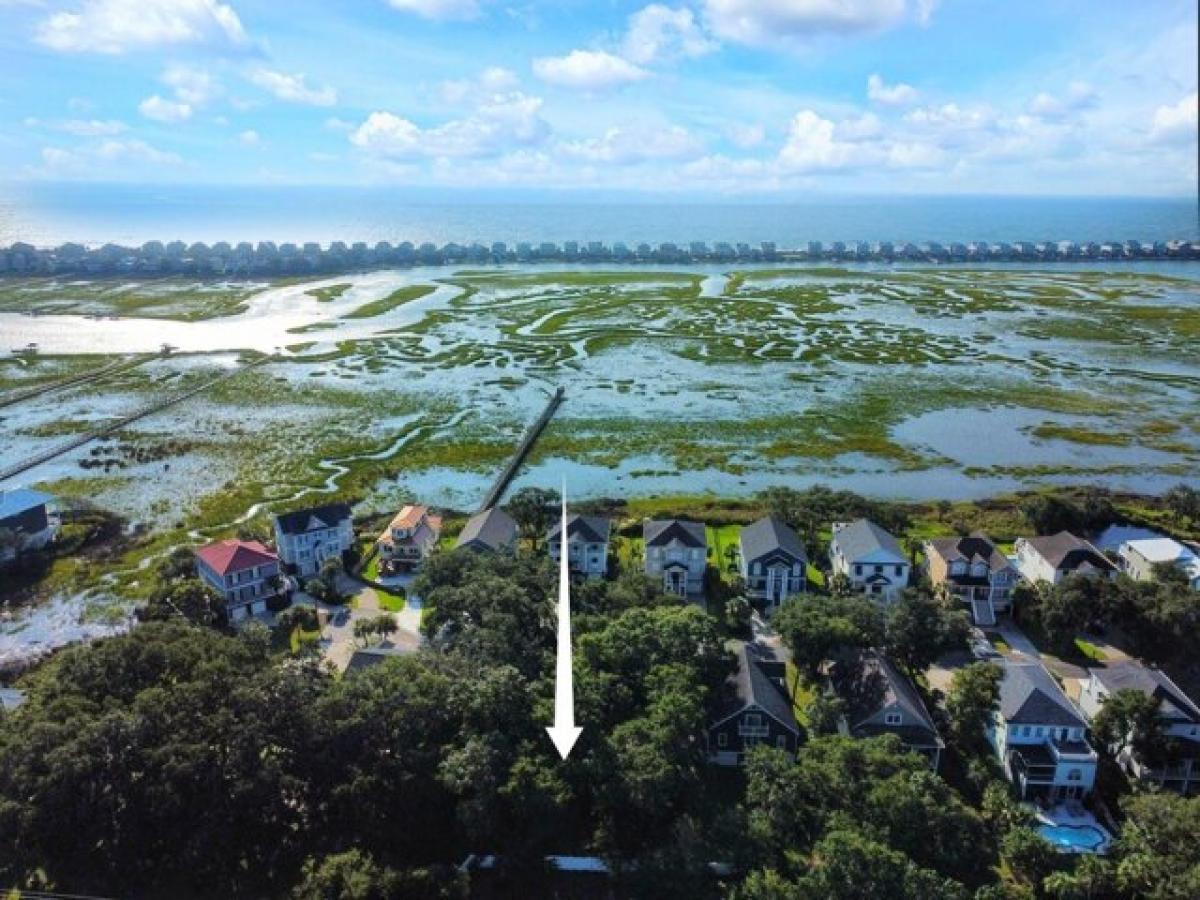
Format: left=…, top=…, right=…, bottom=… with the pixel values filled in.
left=885, top=712, right=902, bottom=725
left=895, top=564, right=904, bottom=575
left=1022, top=726, right=1031, bottom=737
left=745, top=714, right=762, bottom=728
left=1035, top=727, right=1044, bottom=737
left=875, top=564, right=883, bottom=574
left=717, top=733, right=727, bottom=748
left=855, top=564, right=862, bottom=576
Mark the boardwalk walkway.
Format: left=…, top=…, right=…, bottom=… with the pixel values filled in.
left=476, top=386, right=565, bottom=512
left=0, top=355, right=152, bottom=410
left=0, top=357, right=271, bottom=484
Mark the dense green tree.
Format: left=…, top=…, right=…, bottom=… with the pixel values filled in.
left=885, top=587, right=970, bottom=673
left=292, top=850, right=467, bottom=900
left=1020, top=494, right=1084, bottom=535
left=506, top=486, right=560, bottom=550
left=1043, top=854, right=1117, bottom=900
left=1114, top=792, right=1200, bottom=899
left=1163, top=483, right=1200, bottom=524
left=774, top=593, right=884, bottom=680
left=946, top=662, right=1003, bottom=753
left=1091, top=687, right=1169, bottom=768
left=1001, top=827, right=1060, bottom=889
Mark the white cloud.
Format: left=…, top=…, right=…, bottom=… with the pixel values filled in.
left=324, top=117, right=355, bottom=132
left=138, top=94, right=193, bottom=122
left=1027, top=81, right=1097, bottom=120
left=33, top=138, right=182, bottom=178
left=36, top=0, right=248, bottom=54
left=778, top=109, right=868, bottom=171
left=703, top=0, right=932, bottom=47
left=1150, top=93, right=1198, bottom=144
left=248, top=68, right=338, bottom=106
left=350, top=91, right=550, bottom=160
left=867, top=73, right=918, bottom=106
left=163, top=64, right=217, bottom=105
left=440, top=66, right=520, bottom=105
left=24, top=117, right=128, bottom=136
left=623, top=4, right=716, bottom=65
left=238, top=129, right=259, bottom=145
left=532, top=50, right=648, bottom=91
left=386, top=0, right=482, bottom=20
left=562, top=124, right=704, bottom=164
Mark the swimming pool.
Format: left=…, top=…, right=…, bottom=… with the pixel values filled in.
left=1037, top=824, right=1109, bottom=853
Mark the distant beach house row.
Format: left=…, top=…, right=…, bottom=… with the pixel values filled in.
left=5, top=236, right=1198, bottom=278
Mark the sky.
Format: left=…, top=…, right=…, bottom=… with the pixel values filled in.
left=0, top=0, right=1196, bottom=197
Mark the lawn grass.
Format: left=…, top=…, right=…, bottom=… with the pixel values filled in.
left=1074, top=638, right=1107, bottom=662
left=289, top=626, right=322, bottom=654
left=784, top=661, right=817, bottom=727
left=706, top=524, right=742, bottom=582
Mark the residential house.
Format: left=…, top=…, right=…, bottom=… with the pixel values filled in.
left=1093, top=523, right=1165, bottom=555
left=1014, top=532, right=1117, bottom=584
left=1118, top=538, right=1200, bottom=591
left=0, top=488, right=57, bottom=564
left=707, top=643, right=801, bottom=766
left=924, top=533, right=1019, bottom=625
left=643, top=519, right=707, bottom=596
left=378, top=504, right=443, bottom=573
left=990, top=663, right=1097, bottom=801
left=456, top=507, right=518, bottom=554
left=831, top=651, right=943, bottom=770
left=1079, top=660, right=1200, bottom=795
left=548, top=514, right=611, bottom=580
left=739, top=516, right=807, bottom=607
left=829, top=519, right=909, bottom=603
left=273, top=502, right=354, bottom=578
left=194, top=539, right=281, bottom=622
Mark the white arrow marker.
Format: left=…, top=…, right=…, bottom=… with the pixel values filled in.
left=546, top=486, right=583, bottom=760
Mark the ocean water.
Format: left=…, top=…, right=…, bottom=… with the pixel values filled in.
left=1, top=183, right=1196, bottom=247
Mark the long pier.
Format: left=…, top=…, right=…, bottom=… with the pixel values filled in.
left=477, top=386, right=565, bottom=513
left=0, top=355, right=151, bottom=411
left=0, top=358, right=270, bottom=484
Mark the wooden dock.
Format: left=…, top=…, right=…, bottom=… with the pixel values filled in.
left=477, top=386, right=565, bottom=513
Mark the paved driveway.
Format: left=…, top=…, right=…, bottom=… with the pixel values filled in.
left=319, top=577, right=424, bottom=672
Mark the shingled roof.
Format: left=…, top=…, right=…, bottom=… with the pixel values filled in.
left=644, top=519, right=706, bottom=548
left=712, top=642, right=800, bottom=734
left=274, top=502, right=352, bottom=536
left=926, top=533, right=1009, bottom=570
left=831, top=519, right=905, bottom=561
left=836, top=651, right=941, bottom=748
left=456, top=507, right=517, bottom=551
left=999, top=663, right=1085, bottom=728
left=740, top=516, right=807, bottom=565
left=547, top=514, right=611, bottom=546
left=1023, top=531, right=1115, bottom=572
left=1093, top=661, right=1200, bottom=724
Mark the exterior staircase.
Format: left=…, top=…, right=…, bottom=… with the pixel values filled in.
left=971, top=595, right=997, bottom=626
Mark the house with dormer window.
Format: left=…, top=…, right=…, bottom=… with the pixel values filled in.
left=547, top=514, right=611, bottom=580
left=829, top=519, right=909, bottom=603
left=739, top=516, right=807, bottom=608
left=990, top=662, right=1097, bottom=802
left=273, top=502, right=354, bottom=578
left=1014, top=532, right=1116, bottom=585
left=377, top=504, right=443, bottom=572
left=831, top=651, right=943, bottom=770
left=707, top=642, right=801, bottom=766
left=924, top=533, right=1019, bottom=625
left=643, top=519, right=707, bottom=596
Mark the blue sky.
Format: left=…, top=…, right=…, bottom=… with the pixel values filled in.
left=1, top=0, right=1196, bottom=196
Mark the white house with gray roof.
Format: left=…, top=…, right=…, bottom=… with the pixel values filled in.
left=1079, top=660, right=1200, bottom=794
left=989, top=662, right=1097, bottom=801
left=644, top=519, right=706, bottom=596
left=1118, top=538, right=1200, bottom=591
left=739, top=516, right=807, bottom=607
left=456, top=508, right=518, bottom=554
left=548, top=514, right=611, bottom=579
left=829, top=519, right=909, bottom=603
